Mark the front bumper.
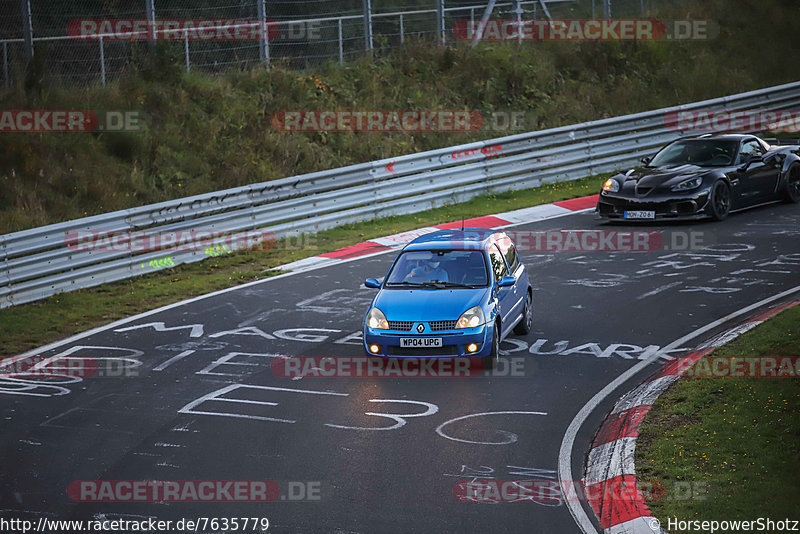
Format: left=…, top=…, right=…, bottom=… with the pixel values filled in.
left=596, top=190, right=711, bottom=220
left=363, top=323, right=490, bottom=358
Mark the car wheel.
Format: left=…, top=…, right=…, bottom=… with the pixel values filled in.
left=783, top=167, right=800, bottom=203
left=513, top=291, right=532, bottom=335
left=710, top=180, right=731, bottom=221
left=482, top=324, right=500, bottom=370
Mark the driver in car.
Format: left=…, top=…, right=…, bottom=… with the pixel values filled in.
left=404, top=257, right=449, bottom=283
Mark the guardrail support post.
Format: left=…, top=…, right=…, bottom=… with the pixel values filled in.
left=399, top=13, right=404, bottom=44
left=20, top=0, right=33, bottom=60
left=99, top=35, right=106, bottom=86
left=362, top=0, right=373, bottom=51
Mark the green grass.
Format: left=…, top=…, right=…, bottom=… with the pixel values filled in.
left=0, top=174, right=605, bottom=356
left=1, top=0, right=800, bottom=232
left=636, top=305, right=800, bottom=526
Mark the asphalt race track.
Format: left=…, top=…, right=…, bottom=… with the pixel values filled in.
left=2, top=201, right=799, bottom=533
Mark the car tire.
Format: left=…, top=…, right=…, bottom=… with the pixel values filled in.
left=782, top=166, right=800, bottom=203
left=513, top=291, right=533, bottom=335
left=482, top=324, right=500, bottom=370
left=710, top=180, right=731, bottom=221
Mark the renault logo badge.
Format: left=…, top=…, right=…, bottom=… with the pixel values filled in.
left=417, top=324, right=424, bottom=333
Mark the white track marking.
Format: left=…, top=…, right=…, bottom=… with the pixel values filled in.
left=435, top=411, right=548, bottom=445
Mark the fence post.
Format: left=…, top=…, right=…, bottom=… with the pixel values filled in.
left=257, top=0, right=270, bottom=69
left=99, top=36, right=106, bottom=86
left=471, top=0, right=496, bottom=48
left=399, top=13, right=404, bottom=44
left=362, top=0, right=373, bottom=51
left=436, top=0, right=445, bottom=46
left=513, top=0, right=522, bottom=44
left=603, top=0, right=611, bottom=18
left=338, top=18, right=343, bottom=66
left=184, top=32, right=190, bottom=72
left=145, top=0, right=155, bottom=43
left=20, top=0, right=34, bottom=60
left=3, top=42, right=8, bottom=89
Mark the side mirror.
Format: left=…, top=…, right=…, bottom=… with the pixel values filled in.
left=497, top=276, right=516, bottom=288
left=640, top=156, right=652, bottom=166
left=738, top=155, right=762, bottom=171
left=364, top=278, right=381, bottom=289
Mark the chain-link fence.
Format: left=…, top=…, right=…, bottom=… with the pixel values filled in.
left=1, top=0, right=680, bottom=88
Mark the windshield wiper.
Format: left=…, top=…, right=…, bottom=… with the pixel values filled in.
left=385, top=281, right=433, bottom=287
left=431, top=281, right=479, bottom=288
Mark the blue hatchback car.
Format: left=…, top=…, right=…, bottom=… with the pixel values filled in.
left=362, top=229, right=532, bottom=368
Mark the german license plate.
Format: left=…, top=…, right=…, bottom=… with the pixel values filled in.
left=400, top=337, right=442, bottom=348
left=624, top=210, right=656, bottom=219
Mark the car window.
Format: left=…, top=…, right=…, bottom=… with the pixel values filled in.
left=738, top=139, right=766, bottom=163
left=488, top=245, right=509, bottom=282
left=384, top=249, right=488, bottom=286
left=495, top=234, right=520, bottom=273
left=649, top=139, right=738, bottom=167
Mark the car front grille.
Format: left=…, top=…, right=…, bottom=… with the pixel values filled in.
left=388, top=321, right=414, bottom=331
left=429, top=320, right=458, bottom=331
left=385, top=345, right=459, bottom=356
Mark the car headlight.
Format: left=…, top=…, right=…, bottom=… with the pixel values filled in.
left=672, top=176, right=703, bottom=191
left=602, top=178, right=620, bottom=193
left=366, top=307, right=389, bottom=329
left=456, top=306, right=485, bottom=329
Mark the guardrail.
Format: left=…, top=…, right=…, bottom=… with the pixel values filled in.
left=2, top=80, right=800, bottom=308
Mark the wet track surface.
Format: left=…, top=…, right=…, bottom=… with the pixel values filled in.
left=2, top=202, right=799, bottom=533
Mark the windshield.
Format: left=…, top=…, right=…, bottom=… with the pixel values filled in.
left=385, top=249, right=489, bottom=287
left=648, top=139, right=739, bottom=167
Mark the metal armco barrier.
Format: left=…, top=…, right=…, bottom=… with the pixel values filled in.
left=2, top=80, right=800, bottom=308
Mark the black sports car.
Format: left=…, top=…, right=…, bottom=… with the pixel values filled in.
left=596, top=134, right=800, bottom=221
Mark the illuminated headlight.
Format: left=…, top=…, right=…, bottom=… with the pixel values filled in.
left=672, top=176, right=702, bottom=191
left=602, top=179, right=620, bottom=193
left=366, top=307, right=389, bottom=329
left=456, top=306, right=485, bottom=329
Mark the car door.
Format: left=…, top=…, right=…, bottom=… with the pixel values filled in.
left=487, top=243, right=517, bottom=338
left=735, top=138, right=780, bottom=204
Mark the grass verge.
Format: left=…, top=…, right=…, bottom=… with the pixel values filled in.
left=0, top=174, right=605, bottom=356
left=636, top=304, right=800, bottom=525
